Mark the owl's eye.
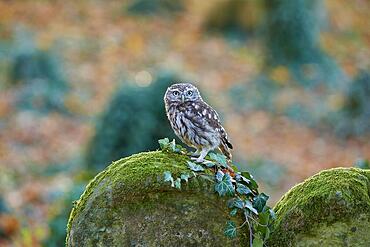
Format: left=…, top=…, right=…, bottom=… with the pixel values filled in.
left=173, top=91, right=180, bottom=96
left=186, top=90, right=193, bottom=96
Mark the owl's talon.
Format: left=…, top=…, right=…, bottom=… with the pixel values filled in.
left=190, top=149, right=201, bottom=157
left=190, top=156, right=205, bottom=163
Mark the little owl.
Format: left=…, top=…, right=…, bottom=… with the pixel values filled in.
left=164, top=83, right=233, bottom=163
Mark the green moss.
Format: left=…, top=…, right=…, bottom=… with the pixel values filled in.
left=269, top=167, right=370, bottom=246
left=66, top=151, right=247, bottom=246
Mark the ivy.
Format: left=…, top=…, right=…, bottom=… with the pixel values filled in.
left=187, top=161, right=205, bottom=172
left=253, top=193, right=269, bottom=213
left=214, top=172, right=234, bottom=196
left=163, top=171, right=174, bottom=187
left=180, top=173, right=190, bottom=182
left=158, top=138, right=184, bottom=153
left=236, top=183, right=252, bottom=195
left=158, top=138, right=275, bottom=246
left=224, top=221, right=237, bottom=238
left=209, top=153, right=228, bottom=168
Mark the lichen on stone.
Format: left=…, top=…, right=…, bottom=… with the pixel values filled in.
left=269, top=167, right=370, bottom=246
left=66, top=150, right=247, bottom=246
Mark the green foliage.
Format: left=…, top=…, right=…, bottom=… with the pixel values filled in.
left=265, top=0, right=322, bottom=66
left=163, top=171, right=174, bottom=187
left=11, top=51, right=65, bottom=87
left=252, top=234, right=263, bottom=247
left=252, top=193, right=269, bottom=213
left=85, top=72, right=181, bottom=171
left=335, top=71, right=370, bottom=137
left=187, top=161, right=205, bottom=172
left=265, top=0, right=344, bottom=87
left=354, top=159, right=370, bottom=169
left=228, top=71, right=351, bottom=138
left=43, top=183, right=86, bottom=247
left=180, top=173, right=190, bottom=182
left=209, top=153, right=228, bottom=168
left=1, top=28, right=69, bottom=113
left=227, top=1, right=348, bottom=134
left=224, top=221, right=237, bottom=238
left=158, top=138, right=275, bottom=245
left=126, top=0, right=184, bottom=16
left=236, top=183, right=252, bottom=196
left=215, top=172, right=234, bottom=196
left=159, top=138, right=185, bottom=153
left=203, top=0, right=264, bottom=41
left=229, top=69, right=370, bottom=138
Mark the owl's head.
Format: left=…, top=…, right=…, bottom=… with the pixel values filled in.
left=164, top=83, right=201, bottom=104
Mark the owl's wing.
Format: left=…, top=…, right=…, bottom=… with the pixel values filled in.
left=186, top=102, right=233, bottom=158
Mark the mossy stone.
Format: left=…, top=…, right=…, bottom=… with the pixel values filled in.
left=269, top=167, right=370, bottom=247
left=66, top=151, right=247, bottom=246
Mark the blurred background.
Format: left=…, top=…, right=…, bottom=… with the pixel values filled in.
left=0, top=0, right=369, bottom=246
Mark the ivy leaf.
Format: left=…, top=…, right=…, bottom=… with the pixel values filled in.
left=263, top=227, right=270, bottom=240
left=209, top=153, right=228, bottom=167
left=174, top=178, right=181, bottom=189
left=163, top=171, right=174, bottom=187
left=180, top=173, right=190, bottom=182
left=159, top=138, right=183, bottom=153
left=235, top=173, right=250, bottom=184
left=252, top=234, right=264, bottom=247
left=187, top=161, right=205, bottom=172
left=203, top=160, right=216, bottom=168
left=269, top=208, right=276, bottom=220
left=170, top=139, right=183, bottom=153
left=233, top=198, right=244, bottom=209
left=257, top=211, right=271, bottom=240
left=224, top=221, right=237, bottom=238
left=241, top=171, right=258, bottom=190
left=259, top=210, right=270, bottom=225
left=215, top=173, right=234, bottom=196
left=236, top=183, right=252, bottom=195
left=215, top=170, right=224, bottom=182
left=158, top=138, right=170, bottom=150
left=245, top=200, right=258, bottom=215
left=253, top=193, right=269, bottom=213
left=230, top=208, right=238, bottom=216
left=169, top=139, right=176, bottom=150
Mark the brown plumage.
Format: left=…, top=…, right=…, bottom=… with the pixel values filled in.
left=164, top=83, right=233, bottom=162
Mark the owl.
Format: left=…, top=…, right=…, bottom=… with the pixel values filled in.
left=164, top=83, right=233, bottom=163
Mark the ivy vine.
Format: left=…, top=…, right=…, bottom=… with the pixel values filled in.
left=158, top=138, right=275, bottom=247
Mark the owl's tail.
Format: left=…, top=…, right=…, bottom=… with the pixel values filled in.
left=219, top=137, right=233, bottom=161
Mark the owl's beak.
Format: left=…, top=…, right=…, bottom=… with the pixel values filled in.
left=181, top=95, right=185, bottom=103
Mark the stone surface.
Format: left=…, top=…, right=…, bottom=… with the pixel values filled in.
left=66, top=151, right=247, bottom=246
left=269, top=167, right=370, bottom=247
